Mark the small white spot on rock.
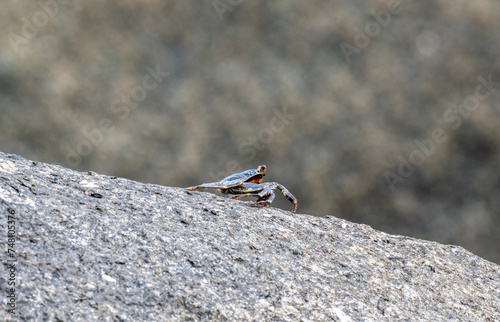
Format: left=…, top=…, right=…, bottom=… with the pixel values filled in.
left=331, top=306, right=353, bottom=322
left=79, top=179, right=99, bottom=188
left=101, top=271, right=117, bottom=283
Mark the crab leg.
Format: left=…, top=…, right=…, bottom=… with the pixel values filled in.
left=263, top=182, right=298, bottom=213
left=250, top=190, right=275, bottom=208
left=231, top=187, right=275, bottom=208
left=185, top=180, right=244, bottom=191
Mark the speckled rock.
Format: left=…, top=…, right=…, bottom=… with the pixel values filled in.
left=1, top=151, right=499, bottom=321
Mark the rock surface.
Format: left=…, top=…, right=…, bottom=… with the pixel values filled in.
left=1, top=151, right=499, bottom=321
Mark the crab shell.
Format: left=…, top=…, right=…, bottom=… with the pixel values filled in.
left=221, top=165, right=266, bottom=184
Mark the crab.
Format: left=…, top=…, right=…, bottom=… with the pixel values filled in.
left=185, top=165, right=297, bottom=213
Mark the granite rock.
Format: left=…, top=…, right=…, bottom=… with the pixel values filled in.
left=1, top=152, right=499, bottom=321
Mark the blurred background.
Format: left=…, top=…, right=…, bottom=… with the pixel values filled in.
left=1, top=1, right=499, bottom=264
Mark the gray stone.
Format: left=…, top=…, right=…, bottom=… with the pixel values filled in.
left=1, top=151, right=499, bottom=321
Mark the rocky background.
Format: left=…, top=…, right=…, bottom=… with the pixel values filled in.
left=1, top=1, right=500, bottom=264
left=1, top=152, right=500, bottom=320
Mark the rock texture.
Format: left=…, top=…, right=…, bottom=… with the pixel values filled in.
left=1, top=151, right=499, bottom=321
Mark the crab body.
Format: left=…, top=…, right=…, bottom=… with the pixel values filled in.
left=185, top=165, right=297, bottom=213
